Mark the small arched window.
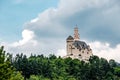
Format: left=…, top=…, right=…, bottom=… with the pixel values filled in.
left=79, top=54, right=81, bottom=56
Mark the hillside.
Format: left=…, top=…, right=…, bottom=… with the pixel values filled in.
left=0, top=46, right=120, bottom=80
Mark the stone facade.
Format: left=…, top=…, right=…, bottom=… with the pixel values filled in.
left=65, top=27, right=92, bottom=61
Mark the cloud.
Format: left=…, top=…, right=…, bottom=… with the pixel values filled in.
left=56, top=49, right=66, bottom=57
left=11, top=29, right=37, bottom=47
left=0, top=29, right=38, bottom=56
left=1, top=29, right=65, bottom=56
left=89, top=41, right=120, bottom=62
left=24, top=0, right=120, bottom=45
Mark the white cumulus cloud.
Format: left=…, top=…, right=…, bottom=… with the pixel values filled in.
left=56, top=49, right=66, bottom=57
left=89, top=41, right=120, bottom=62
left=12, top=29, right=37, bottom=47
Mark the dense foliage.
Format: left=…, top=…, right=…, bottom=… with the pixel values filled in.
left=0, top=46, right=24, bottom=80
left=0, top=46, right=120, bottom=80
left=12, top=54, right=120, bottom=80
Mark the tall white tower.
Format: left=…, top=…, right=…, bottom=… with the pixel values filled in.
left=74, top=27, right=80, bottom=41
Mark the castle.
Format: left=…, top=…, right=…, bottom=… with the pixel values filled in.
left=65, top=27, right=92, bottom=61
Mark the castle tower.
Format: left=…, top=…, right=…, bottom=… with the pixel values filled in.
left=66, top=35, right=74, bottom=55
left=74, top=27, right=80, bottom=41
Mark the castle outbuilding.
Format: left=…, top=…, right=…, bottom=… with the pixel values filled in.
left=65, top=26, right=92, bottom=61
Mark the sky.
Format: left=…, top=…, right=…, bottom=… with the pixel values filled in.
left=0, top=0, right=120, bottom=62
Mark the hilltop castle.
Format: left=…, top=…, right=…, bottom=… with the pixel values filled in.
left=65, top=26, right=92, bottom=61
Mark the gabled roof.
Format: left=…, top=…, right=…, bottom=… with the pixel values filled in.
left=73, top=41, right=89, bottom=49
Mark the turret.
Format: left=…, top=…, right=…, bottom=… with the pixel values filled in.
left=66, top=35, right=74, bottom=55
left=74, top=27, right=80, bottom=41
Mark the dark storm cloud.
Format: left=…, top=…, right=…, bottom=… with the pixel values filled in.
left=24, top=0, right=120, bottom=46
left=58, top=4, right=120, bottom=46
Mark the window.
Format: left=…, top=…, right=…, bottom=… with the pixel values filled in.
left=79, top=54, right=81, bottom=56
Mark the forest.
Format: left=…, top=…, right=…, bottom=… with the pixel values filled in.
left=0, top=46, right=120, bottom=80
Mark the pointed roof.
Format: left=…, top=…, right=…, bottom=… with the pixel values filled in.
left=67, top=35, right=74, bottom=40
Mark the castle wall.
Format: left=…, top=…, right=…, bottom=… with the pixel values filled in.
left=70, top=46, right=92, bottom=60
left=66, top=40, right=92, bottom=60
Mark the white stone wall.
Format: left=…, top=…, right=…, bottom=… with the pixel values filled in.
left=66, top=40, right=73, bottom=55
